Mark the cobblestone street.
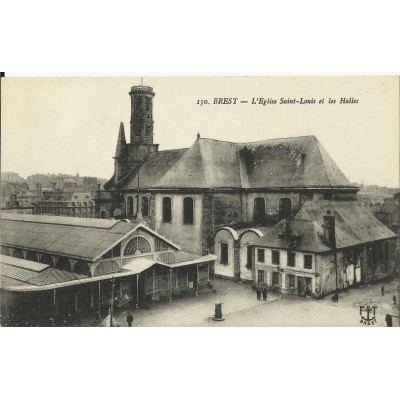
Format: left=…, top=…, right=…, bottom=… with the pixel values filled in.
left=87, top=277, right=399, bottom=327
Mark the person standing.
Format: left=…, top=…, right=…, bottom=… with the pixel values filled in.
left=262, top=287, right=267, bottom=301
left=256, top=288, right=261, bottom=300
left=385, top=313, right=393, bottom=327
left=381, top=285, right=385, bottom=296
left=393, top=294, right=397, bottom=305
left=127, top=312, right=133, bottom=327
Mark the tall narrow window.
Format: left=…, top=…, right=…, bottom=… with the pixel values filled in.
left=272, top=272, right=280, bottom=286
left=127, top=196, right=134, bottom=216
left=278, top=198, right=292, bottom=220
left=304, top=254, right=313, bottom=269
left=254, top=197, right=266, bottom=224
left=141, top=196, right=149, bottom=217
left=162, top=197, right=172, bottom=222
left=220, top=242, right=229, bottom=264
left=258, top=270, right=265, bottom=283
left=287, top=252, right=295, bottom=267
left=183, top=197, right=194, bottom=224
left=246, top=246, right=253, bottom=268
left=257, top=248, right=265, bottom=263
left=272, top=250, right=280, bottom=265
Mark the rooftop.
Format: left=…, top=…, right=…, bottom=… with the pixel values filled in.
left=0, top=213, right=179, bottom=261
left=113, top=135, right=357, bottom=190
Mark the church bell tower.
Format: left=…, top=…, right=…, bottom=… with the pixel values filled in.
left=129, top=84, right=155, bottom=144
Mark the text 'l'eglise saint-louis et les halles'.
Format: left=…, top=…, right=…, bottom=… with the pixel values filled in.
left=196, top=97, right=359, bottom=106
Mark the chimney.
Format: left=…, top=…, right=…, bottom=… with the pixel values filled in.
left=323, top=209, right=336, bottom=248
left=285, top=218, right=292, bottom=244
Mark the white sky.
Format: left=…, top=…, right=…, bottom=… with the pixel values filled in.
left=1, top=76, right=399, bottom=187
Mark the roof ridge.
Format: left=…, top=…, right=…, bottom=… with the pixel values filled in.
left=314, top=137, right=332, bottom=186
left=238, top=135, right=316, bottom=145
left=197, top=137, right=237, bottom=145
left=157, top=148, right=188, bottom=153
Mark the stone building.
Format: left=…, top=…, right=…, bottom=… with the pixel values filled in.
left=97, top=84, right=359, bottom=256
left=213, top=201, right=398, bottom=297
left=36, top=191, right=95, bottom=218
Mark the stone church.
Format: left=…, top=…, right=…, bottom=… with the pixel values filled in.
left=97, top=84, right=360, bottom=256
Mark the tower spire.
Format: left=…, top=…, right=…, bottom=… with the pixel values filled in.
left=115, top=122, right=127, bottom=158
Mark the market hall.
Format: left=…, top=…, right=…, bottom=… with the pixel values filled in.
left=0, top=213, right=216, bottom=325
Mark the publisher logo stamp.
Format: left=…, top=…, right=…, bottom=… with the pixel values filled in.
left=359, top=306, right=377, bottom=325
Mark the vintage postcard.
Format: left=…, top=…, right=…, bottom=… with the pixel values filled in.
left=1, top=76, right=399, bottom=327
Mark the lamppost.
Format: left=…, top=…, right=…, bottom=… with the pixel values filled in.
left=110, top=277, right=115, bottom=327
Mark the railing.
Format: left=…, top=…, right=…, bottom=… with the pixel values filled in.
left=131, top=85, right=153, bottom=92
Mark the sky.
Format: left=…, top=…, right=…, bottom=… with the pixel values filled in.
left=1, top=76, right=399, bottom=187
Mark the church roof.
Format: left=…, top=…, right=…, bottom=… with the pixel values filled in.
left=114, top=135, right=356, bottom=190
left=154, top=138, right=242, bottom=188
left=238, top=136, right=351, bottom=189
left=120, top=148, right=187, bottom=190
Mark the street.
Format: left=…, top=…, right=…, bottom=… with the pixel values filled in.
left=86, top=278, right=399, bottom=327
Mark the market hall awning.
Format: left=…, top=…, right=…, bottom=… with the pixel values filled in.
left=122, top=258, right=168, bottom=274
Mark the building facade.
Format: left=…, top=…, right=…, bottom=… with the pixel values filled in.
left=98, top=84, right=359, bottom=257
left=36, top=191, right=95, bottom=218
left=213, top=201, right=398, bottom=297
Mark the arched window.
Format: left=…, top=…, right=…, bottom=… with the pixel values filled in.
left=74, top=260, right=90, bottom=276
left=40, top=254, right=54, bottom=266
left=183, top=197, right=194, bottom=224
left=126, top=196, right=134, bottom=216
left=162, top=197, right=172, bottom=222
left=1, top=247, right=11, bottom=256
left=56, top=257, right=71, bottom=271
left=12, top=249, right=24, bottom=259
left=220, top=242, right=229, bottom=264
left=94, top=261, right=119, bottom=276
left=141, top=196, right=149, bottom=217
left=254, top=197, right=266, bottom=224
left=278, top=198, right=292, bottom=220
left=124, top=236, right=152, bottom=256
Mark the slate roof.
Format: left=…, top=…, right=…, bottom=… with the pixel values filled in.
left=295, top=200, right=398, bottom=243
left=246, top=200, right=397, bottom=253
left=155, top=250, right=216, bottom=266
left=111, top=135, right=356, bottom=190
left=0, top=213, right=178, bottom=261
left=253, top=219, right=361, bottom=253
left=121, top=148, right=187, bottom=190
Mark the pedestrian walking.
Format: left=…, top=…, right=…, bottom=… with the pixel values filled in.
left=393, top=294, right=397, bottom=305
left=381, top=285, right=384, bottom=296
left=127, top=312, right=133, bottom=327
left=256, top=288, right=261, bottom=300
left=385, top=313, right=393, bottom=327
left=262, top=287, right=267, bottom=301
